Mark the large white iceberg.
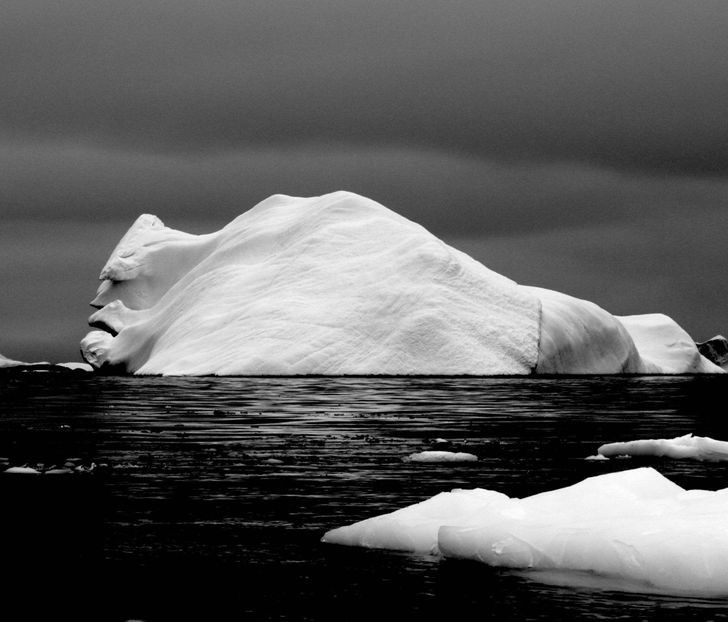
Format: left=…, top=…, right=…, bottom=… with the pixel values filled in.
left=81, top=191, right=723, bottom=375
left=323, top=468, right=728, bottom=596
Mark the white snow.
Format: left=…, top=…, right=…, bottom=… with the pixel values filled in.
left=323, top=467, right=728, bottom=596
left=81, top=191, right=723, bottom=376
left=598, top=434, right=728, bottom=461
left=404, top=451, right=478, bottom=462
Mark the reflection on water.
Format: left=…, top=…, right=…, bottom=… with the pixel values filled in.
left=1, top=374, right=727, bottom=620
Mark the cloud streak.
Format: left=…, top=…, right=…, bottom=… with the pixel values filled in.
left=2, top=0, right=728, bottom=174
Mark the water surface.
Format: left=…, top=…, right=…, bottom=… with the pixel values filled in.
left=1, top=374, right=726, bottom=620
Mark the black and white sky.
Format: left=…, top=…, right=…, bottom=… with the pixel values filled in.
left=1, top=0, right=726, bottom=361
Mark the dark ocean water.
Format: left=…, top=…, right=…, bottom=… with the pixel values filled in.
left=1, top=373, right=727, bottom=621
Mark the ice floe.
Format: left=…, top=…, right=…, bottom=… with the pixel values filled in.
left=598, top=434, right=728, bottom=461
left=323, top=467, right=728, bottom=596
left=404, top=451, right=478, bottom=463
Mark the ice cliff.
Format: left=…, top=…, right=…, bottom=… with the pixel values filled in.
left=81, top=191, right=723, bottom=375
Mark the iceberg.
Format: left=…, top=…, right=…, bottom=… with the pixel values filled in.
left=598, top=434, right=728, bottom=461
left=80, top=191, right=723, bottom=375
left=323, top=468, right=728, bottom=596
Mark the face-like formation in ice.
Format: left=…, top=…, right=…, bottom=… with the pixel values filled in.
left=323, top=467, right=728, bottom=596
left=81, top=191, right=723, bottom=375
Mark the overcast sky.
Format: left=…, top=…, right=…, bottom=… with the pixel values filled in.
left=1, top=0, right=726, bottom=362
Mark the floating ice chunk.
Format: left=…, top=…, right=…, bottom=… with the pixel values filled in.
left=56, top=362, right=93, bottom=372
left=322, top=488, right=509, bottom=554
left=404, top=451, right=478, bottom=463
left=0, top=353, right=48, bottom=368
left=598, top=434, right=728, bottom=462
left=324, top=468, right=728, bottom=596
left=584, top=454, right=609, bottom=461
left=1, top=353, right=93, bottom=372
left=4, top=466, right=41, bottom=475
left=0, top=353, right=30, bottom=368
left=44, top=467, right=74, bottom=475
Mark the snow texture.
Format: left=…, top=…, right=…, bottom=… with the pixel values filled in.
left=404, top=451, right=478, bottom=463
left=598, top=434, right=728, bottom=462
left=323, top=468, right=728, bottom=596
left=81, top=191, right=723, bottom=376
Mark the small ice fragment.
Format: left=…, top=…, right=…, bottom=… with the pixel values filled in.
left=585, top=454, right=609, bottom=461
left=404, top=451, right=478, bottom=463
left=4, top=466, right=41, bottom=475
left=44, top=467, right=74, bottom=475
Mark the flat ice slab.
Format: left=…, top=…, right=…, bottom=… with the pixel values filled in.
left=598, top=434, right=728, bottom=461
left=323, top=467, right=728, bottom=596
left=404, top=451, right=478, bottom=462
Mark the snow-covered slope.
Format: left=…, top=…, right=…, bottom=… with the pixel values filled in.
left=323, top=468, right=728, bottom=596
left=81, top=191, right=722, bottom=375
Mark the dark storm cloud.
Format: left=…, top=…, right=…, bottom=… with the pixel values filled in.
left=2, top=0, right=728, bottom=175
